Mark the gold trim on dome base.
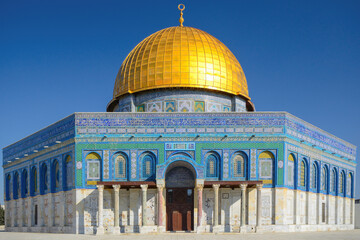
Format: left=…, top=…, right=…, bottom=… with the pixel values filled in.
left=110, top=26, right=250, bottom=105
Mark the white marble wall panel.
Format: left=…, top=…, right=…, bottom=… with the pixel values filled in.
left=338, top=197, right=343, bottom=224
left=286, top=190, right=294, bottom=224
left=119, top=189, right=130, bottom=226
left=220, top=188, right=231, bottom=228
left=309, top=193, right=317, bottom=224
left=203, top=189, right=214, bottom=225
left=261, top=188, right=273, bottom=225
left=146, top=189, right=157, bottom=225
left=299, top=192, right=306, bottom=224
left=129, top=189, right=141, bottom=227
left=230, top=190, right=241, bottom=226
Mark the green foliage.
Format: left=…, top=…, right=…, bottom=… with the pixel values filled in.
left=0, top=206, right=4, bottom=225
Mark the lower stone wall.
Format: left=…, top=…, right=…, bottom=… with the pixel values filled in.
left=4, top=187, right=355, bottom=234
left=5, top=190, right=76, bottom=233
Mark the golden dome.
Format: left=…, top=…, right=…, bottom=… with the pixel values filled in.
left=111, top=26, right=250, bottom=103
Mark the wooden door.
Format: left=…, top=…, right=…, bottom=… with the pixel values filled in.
left=166, top=188, right=194, bottom=231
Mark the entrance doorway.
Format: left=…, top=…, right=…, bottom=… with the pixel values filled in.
left=165, top=162, right=195, bottom=231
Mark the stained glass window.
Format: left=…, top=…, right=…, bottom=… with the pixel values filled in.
left=259, top=151, right=274, bottom=183
left=142, top=154, right=155, bottom=179
left=115, top=154, right=127, bottom=178
left=66, top=156, right=72, bottom=188
left=6, top=175, right=11, bottom=200
left=206, top=154, right=218, bottom=178
left=53, top=160, right=60, bottom=189
left=300, top=161, right=306, bottom=187
left=331, top=169, right=336, bottom=193
left=288, top=154, right=295, bottom=186
left=311, top=163, right=318, bottom=189
left=14, top=172, right=20, bottom=199
left=233, top=154, right=245, bottom=178
left=321, top=167, right=328, bottom=191
left=86, top=152, right=101, bottom=180
left=22, top=170, right=28, bottom=197
left=339, top=172, right=344, bottom=194
left=347, top=173, right=351, bottom=196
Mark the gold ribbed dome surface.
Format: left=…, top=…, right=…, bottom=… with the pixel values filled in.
left=112, top=26, right=250, bottom=100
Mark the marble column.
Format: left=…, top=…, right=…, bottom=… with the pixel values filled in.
left=96, top=185, right=104, bottom=235
left=256, top=184, right=263, bottom=228
left=240, top=184, right=248, bottom=227
left=212, top=184, right=220, bottom=226
left=113, top=185, right=121, bottom=234
left=197, top=184, right=204, bottom=227
left=157, top=183, right=165, bottom=230
left=141, top=184, right=148, bottom=226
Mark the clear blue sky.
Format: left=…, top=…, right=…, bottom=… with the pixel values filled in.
left=0, top=0, right=359, bottom=204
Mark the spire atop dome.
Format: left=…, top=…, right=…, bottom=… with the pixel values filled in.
left=178, top=4, right=185, bottom=27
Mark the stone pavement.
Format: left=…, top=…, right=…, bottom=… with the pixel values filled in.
left=0, top=230, right=359, bottom=240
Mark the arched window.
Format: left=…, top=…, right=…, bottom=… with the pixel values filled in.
left=142, top=154, right=156, bottom=180
left=5, top=174, right=11, bottom=200
left=86, top=152, right=101, bottom=180
left=40, top=163, right=48, bottom=194
left=339, top=171, right=345, bottom=194
left=232, top=153, right=246, bottom=178
left=300, top=160, right=306, bottom=187
left=321, top=166, right=328, bottom=192
left=21, top=169, right=28, bottom=198
left=13, top=172, right=20, bottom=199
left=114, top=153, right=127, bottom=179
left=331, top=168, right=337, bottom=193
left=51, top=160, right=60, bottom=191
left=311, top=163, right=318, bottom=190
left=65, top=155, right=72, bottom=189
left=206, top=153, right=219, bottom=178
left=31, top=167, right=38, bottom=195
left=347, top=173, right=352, bottom=196
left=287, top=154, right=295, bottom=186
left=259, top=151, right=275, bottom=184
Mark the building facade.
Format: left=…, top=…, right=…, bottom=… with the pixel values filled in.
left=2, top=9, right=357, bottom=234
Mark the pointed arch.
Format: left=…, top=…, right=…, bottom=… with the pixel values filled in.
left=64, top=155, right=73, bottom=189
left=5, top=174, right=11, bottom=200
left=86, top=152, right=101, bottom=180
left=205, top=151, right=221, bottom=179
left=311, top=162, right=319, bottom=191
left=113, top=152, right=128, bottom=180
left=51, top=159, right=60, bottom=192
left=259, top=151, right=275, bottom=184
left=299, top=159, right=307, bottom=188
left=141, top=152, right=156, bottom=180
left=231, top=151, right=248, bottom=179
left=287, top=153, right=296, bottom=186
left=347, top=172, right=353, bottom=197
left=13, top=172, right=20, bottom=199
left=21, top=169, right=28, bottom=198
left=321, top=165, right=329, bottom=192
left=339, top=170, right=345, bottom=195
left=30, top=166, right=38, bottom=195
left=331, top=167, right=338, bottom=194
left=40, top=162, right=48, bottom=194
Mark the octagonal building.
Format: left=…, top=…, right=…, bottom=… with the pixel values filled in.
left=2, top=8, right=356, bottom=234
